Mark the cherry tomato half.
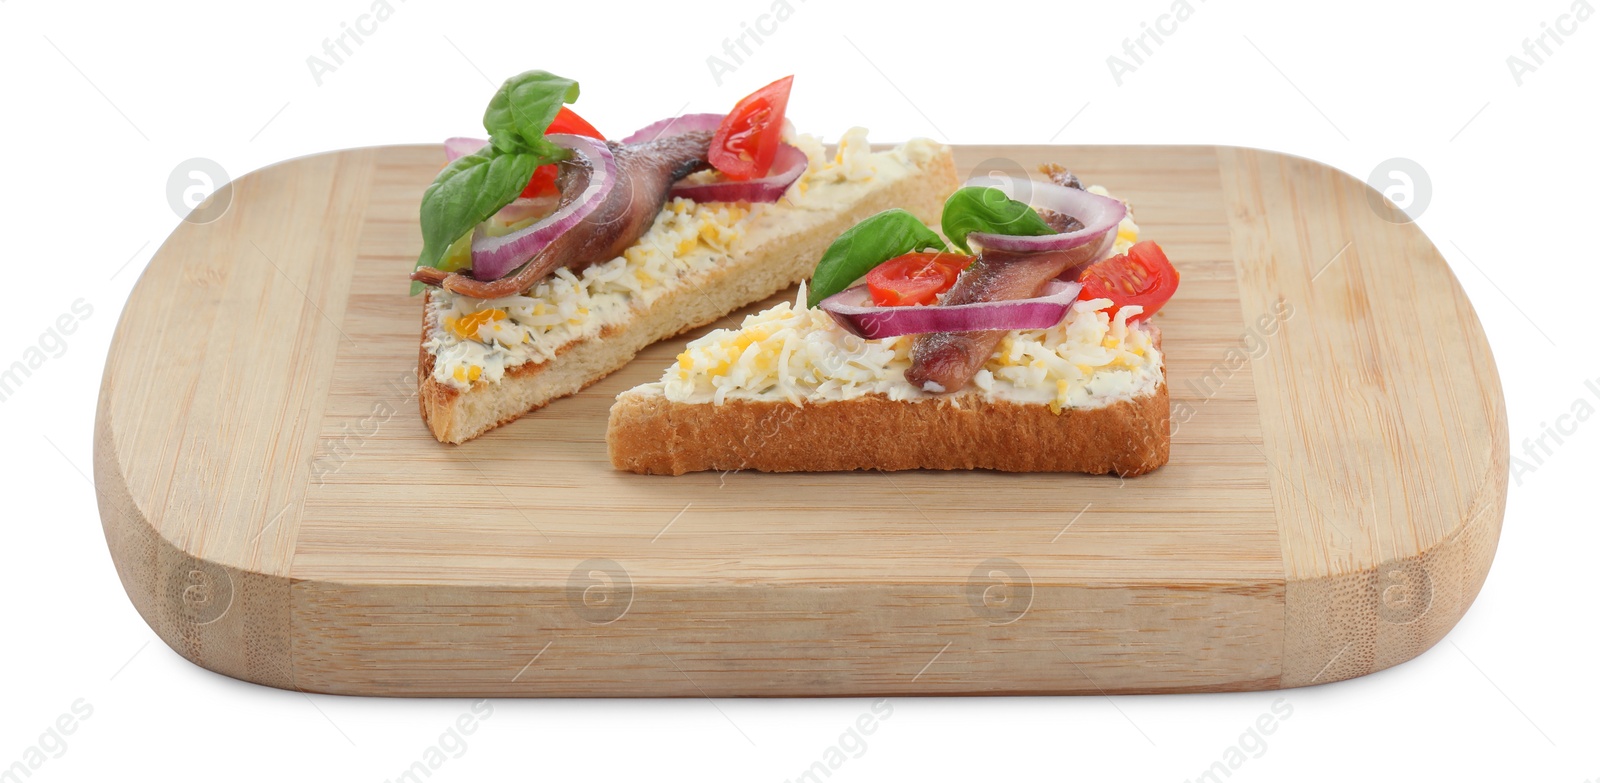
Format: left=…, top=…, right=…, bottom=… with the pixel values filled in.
left=520, top=107, right=606, bottom=198
left=1077, top=240, right=1179, bottom=319
left=866, top=252, right=973, bottom=307
left=709, top=75, right=794, bottom=181
left=545, top=106, right=604, bottom=139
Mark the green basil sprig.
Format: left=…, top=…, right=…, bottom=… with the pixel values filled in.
left=483, top=71, right=581, bottom=157
left=940, top=186, right=1055, bottom=254
left=413, top=70, right=581, bottom=294
left=806, top=209, right=947, bottom=307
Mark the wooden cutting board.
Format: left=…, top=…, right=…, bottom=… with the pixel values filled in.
left=94, top=144, right=1507, bottom=696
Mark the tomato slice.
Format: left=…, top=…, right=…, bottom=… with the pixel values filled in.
left=866, top=252, right=972, bottom=307
left=520, top=107, right=605, bottom=198
left=1077, top=240, right=1179, bottom=319
left=710, top=75, right=794, bottom=181
left=545, top=106, right=604, bottom=139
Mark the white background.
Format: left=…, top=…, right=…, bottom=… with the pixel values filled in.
left=2, top=0, right=1597, bottom=780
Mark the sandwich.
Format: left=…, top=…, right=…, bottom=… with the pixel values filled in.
left=607, top=167, right=1179, bottom=475
left=411, top=70, right=959, bottom=443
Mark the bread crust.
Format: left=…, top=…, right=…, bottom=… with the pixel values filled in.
left=608, top=315, right=1171, bottom=477
left=606, top=381, right=1170, bottom=476
left=417, top=148, right=961, bottom=444
left=417, top=298, right=624, bottom=443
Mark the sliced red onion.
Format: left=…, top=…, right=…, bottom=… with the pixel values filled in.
left=966, top=176, right=1126, bottom=255
left=669, top=143, right=808, bottom=204
left=444, top=136, right=488, bottom=163
left=492, top=196, right=557, bottom=225
left=820, top=281, right=1083, bottom=340
left=620, top=113, right=725, bottom=144
left=468, top=134, right=615, bottom=281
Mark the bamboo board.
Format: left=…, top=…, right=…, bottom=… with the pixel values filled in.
left=94, top=144, right=1507, bottom=696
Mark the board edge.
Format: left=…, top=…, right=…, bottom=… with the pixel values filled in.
left=94, top=305, right=297, bottom=691
left=1279, top=385, right=1508, bottom=687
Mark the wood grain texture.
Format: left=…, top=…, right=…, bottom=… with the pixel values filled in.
left=94, top=143, right=1506, bottom=696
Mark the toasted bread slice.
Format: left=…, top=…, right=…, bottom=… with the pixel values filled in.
left=606, top=329, right=1170, bottom=476
left=607, top=380, right=1170, bottom=476
left=603, top=165, right=1170, bottom=476
left=418, top=141, right=959, bottom=444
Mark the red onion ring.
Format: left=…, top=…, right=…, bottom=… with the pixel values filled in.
left=670, top=143, right=808, bottom=204
left=468, top=134, right=616, bottom=282
left=444, top=136, right=488, bottom=163
left=966, top=176, right=1126, bottom=255
left=492, top=196, right=556, bottom=225
left=620, top=113, right=725, bottom=144
left=820, top=281, right=1083, bottom=340
left=623, top=113, right=806, bottom=201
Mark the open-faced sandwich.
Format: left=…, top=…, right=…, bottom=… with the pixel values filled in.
left=606, top=168, right=1179, bottom=475
left=411, top=70, right=958, bottom=443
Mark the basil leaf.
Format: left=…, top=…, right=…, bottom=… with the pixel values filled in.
left=414, top=149, right=542, bottom=280
left=411, top=70, right=585, bottom=295
left=483, top=70, right=580, bottom=153
left=940, top=186, right=1055, bottom=254
left=807, top=209, right=947, bottom=308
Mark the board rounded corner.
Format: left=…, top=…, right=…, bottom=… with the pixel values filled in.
left=94, top=398, right=298, bottom=692
left=1280, top=437, right=1508, bottom=688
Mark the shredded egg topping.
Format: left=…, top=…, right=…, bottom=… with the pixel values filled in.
left=425, top=129, right=944, bottom=388
left=649, top=286, right=1162, bottom=411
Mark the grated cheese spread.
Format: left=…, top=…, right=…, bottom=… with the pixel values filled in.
left=645, top=286, right=1164, bottom=412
